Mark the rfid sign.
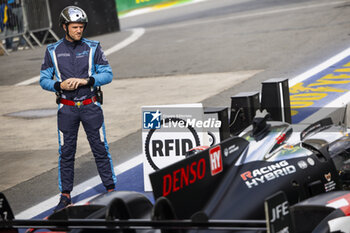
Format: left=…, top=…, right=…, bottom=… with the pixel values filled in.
left=142, top=104, right=208, bottom=191
left=143, top=110, right=161, bottom=129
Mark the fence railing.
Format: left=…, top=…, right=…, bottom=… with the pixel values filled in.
left=0, top=0, right=58, bottom=55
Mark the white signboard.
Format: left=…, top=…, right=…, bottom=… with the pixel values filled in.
left=142, top=103, right=222, bottom=191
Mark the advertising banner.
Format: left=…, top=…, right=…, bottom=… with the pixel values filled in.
left=142, top=103, right=223, bottom=191
left=116, top=0, right=172, bottom=13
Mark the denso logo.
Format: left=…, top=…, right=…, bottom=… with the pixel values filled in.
left=209, top=145, right=223, bottom=176
left=162, top=158, right=206, bottom=196
left=240, top=160, right=296, bottom=188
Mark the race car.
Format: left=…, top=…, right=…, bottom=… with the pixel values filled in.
left=2, top=111, right=350, bottom=233
left=149, top=112, right=350, bottom=232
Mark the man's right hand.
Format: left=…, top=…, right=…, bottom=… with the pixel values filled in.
left=60, top=79, right=75, bottom=90
left=60, top=78, right=88, bottom=90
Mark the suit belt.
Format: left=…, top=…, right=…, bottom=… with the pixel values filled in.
left=60, top=96, right=97, bottom=107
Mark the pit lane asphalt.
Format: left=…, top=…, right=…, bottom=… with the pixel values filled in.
left=1, top=0, right=350, bottom=215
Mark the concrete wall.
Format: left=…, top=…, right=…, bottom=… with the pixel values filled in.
left=49, top=0, right=120, bottom=38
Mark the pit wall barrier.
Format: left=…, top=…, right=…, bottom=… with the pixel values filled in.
left=2, top=0, right=119, bottom=56
left=1, top=0, right=60, bottom=55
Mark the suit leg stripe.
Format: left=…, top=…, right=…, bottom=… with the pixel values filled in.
left=57, top=104, right=63, bottom=192
left=101, top=121, right=117, bottom=185
left=57, top=129, right=63, bottom=192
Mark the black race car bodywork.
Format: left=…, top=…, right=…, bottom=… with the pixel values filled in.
left=2, top=116, right=350, bottom=233
left=149, top=115, right=350, bottom=232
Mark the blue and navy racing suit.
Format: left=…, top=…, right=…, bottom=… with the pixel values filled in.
left=40, top=37, right=117, bottom=193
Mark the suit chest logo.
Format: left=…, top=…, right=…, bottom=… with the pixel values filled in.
left=76, top=50, right=90, bottom=58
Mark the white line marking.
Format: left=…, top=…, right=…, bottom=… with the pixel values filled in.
left=104, top=28, right=145, bottom=56
left=289, top=47, right=350, bottom=87
left=288, top=47, right=350, bottom=123
left=16, top=154, right=143, bottom=219
left=14, top=28, right=145, bottom=86
left=15, top=75, right=41, bottom=86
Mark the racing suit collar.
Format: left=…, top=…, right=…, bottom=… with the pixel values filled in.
left=63, top=37, right=83, bottom=47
